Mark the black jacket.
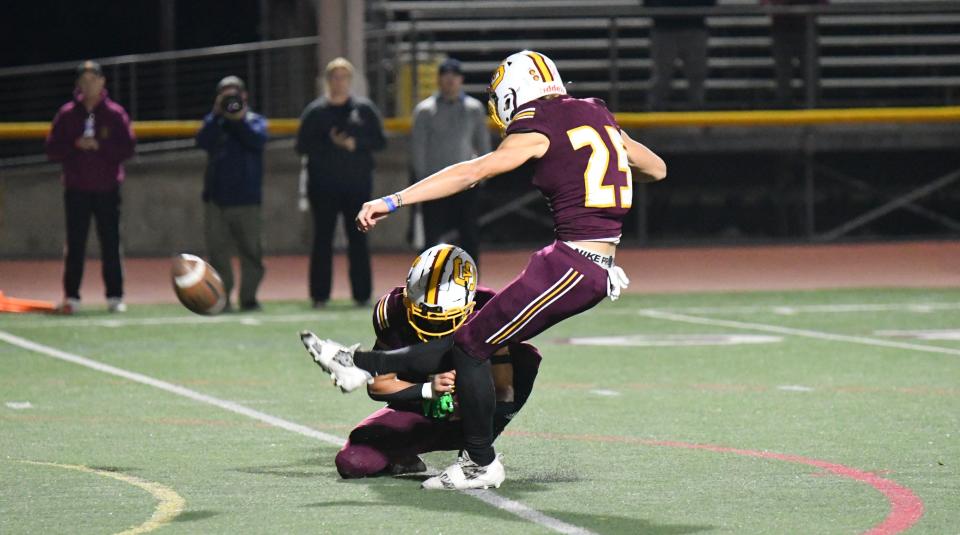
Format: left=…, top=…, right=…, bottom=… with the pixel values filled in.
left=295, top=96, right=386, bottom=191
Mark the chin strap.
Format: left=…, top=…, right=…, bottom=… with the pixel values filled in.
left=607, top=266, right=630, bottom=301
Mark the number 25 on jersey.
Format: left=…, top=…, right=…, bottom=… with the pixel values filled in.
left=566, top=125, right=633, bottom=209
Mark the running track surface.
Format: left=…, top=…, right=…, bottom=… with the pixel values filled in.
left=1, top=241, right=957, bottom=305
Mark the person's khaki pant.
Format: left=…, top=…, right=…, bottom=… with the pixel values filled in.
left=204, top=202, right=264, bottom=307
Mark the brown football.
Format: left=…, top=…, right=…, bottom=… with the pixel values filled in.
left=171, top=254, right=227, bottom=315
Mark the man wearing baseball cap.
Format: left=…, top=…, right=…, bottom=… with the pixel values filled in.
left=410, top=57, right=490, bottom=264
left=45, top=60, right=136, bottom=314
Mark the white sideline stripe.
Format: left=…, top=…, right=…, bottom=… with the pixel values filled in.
left=624, top=302, right=960, bottom=316
left=0, top=330, right=595, bottom=535
left=462, top=489, right=592, bottom=534
left=0, top=312, right=363, bottom=329
left=639, top=310, right=960, bottom=357
left=0, top=330, right=346, bottom=444
left=6, top=301, right=959, bottom=330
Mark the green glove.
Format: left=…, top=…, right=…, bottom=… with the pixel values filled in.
left=423, top=391, right=456, bottom=420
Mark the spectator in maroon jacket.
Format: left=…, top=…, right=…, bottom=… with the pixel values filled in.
left=764, top=0, right=828, bottom=107
left=45, top=61, right=136, bottom=314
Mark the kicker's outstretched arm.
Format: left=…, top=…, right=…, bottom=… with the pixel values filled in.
left=356, top=132, right=549, bottom=232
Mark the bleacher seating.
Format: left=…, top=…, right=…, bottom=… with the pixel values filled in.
left=370, top=0, right=960, bottom=111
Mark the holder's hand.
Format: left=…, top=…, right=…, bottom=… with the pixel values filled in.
left=431, top=371, right=456, bottom=396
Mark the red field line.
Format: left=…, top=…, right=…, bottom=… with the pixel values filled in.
left=505, top=430, right=924, bottom=535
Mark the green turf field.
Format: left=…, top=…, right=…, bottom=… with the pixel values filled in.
left=2, top=288, right=958, bottom=534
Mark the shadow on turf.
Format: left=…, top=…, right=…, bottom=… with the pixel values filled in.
left=172, top=510, right=220, bottom=523
left=309, top=477, right=712, bottom=533
left=237, top=455, right=714, bottom=533
left=88, top=465, right=140, bottom=472
left=234, top=455, right=336, bottom=480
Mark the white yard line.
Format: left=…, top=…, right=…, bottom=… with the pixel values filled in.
left=638, top=310, right=960, bottom=357
left=0, top=330, right=594, bottom=535
left=600, top=302, right=960, bottom=316
left=0, top=312, right=362, bottom=329
left=4, top=301, right=960, bottom=330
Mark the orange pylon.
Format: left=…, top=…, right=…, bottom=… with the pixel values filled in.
left=0, top=291, right=57, bottom=313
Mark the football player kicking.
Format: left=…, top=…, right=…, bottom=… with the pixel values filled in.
left=303, top=50, right=667, bottom=490
left=303, top=245, right=541, bottom=487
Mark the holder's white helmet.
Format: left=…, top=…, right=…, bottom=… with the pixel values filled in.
left=404, top=244, right=478, bottom=341
left=488, top=50, right=566, bottom=134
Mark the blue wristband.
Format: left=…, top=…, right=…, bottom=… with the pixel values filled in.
left=382, top=195, right=397, bottom=213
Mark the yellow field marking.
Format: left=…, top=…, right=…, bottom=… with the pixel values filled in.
left=5, top=105, right=960, bottom=139
left=19, top=461, right=185, bottom=534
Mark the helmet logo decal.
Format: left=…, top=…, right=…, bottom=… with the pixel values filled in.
left=526, top=52, right=554, bottom=83
left=452, top=257, right=477, bottom=292
left=490, top=65, right=505, bottom=92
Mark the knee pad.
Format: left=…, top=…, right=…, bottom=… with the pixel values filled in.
left=335, top=445, right=388, bottom=479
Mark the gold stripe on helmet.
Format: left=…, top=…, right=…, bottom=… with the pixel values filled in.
left=426, top=245, right=455, bottom=305
left=526, top=52, right=554, bottom=83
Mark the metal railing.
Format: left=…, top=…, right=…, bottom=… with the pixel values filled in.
left=0, top=36, right=319, bottom=125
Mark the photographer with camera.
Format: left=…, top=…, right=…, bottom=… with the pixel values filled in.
left=196, top=75, right=268, bottom=312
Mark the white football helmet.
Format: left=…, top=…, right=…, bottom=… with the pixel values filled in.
left=487, top=50, right=566, bottom=134
left=404, top=244, right=478, bottom=341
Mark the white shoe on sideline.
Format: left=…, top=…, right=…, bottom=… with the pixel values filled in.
left=107, top=298, right=127, bottom=313
left=58, top=298, right=81, bottom=315
left=299, top=331, right=372, bottom=393
left=421, top=452, right=505, bottom=490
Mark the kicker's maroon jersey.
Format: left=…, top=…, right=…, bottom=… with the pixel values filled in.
left=506, top=95, right=632, bottom=242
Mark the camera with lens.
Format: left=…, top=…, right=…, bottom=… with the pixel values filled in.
left=221, top=94, right=244, bottom=115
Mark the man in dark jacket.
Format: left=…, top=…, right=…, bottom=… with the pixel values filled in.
left=45, top=60, right=136, bottom=314
left=196, top=75, right=268, bottom=312
left=296, top=57, right=386, bottom=308
left=645, top=0, right=717, bottom=110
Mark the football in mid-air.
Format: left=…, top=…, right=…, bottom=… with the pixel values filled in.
left=171, top=253, right=226, bottom=315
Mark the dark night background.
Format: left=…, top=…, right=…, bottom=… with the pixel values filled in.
left=1, top=1, right=262, bottom=67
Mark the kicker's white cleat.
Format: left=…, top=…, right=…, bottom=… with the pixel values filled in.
left=421, top=452, right=505, bottom=490
left=299, top=331, right=372, bottom=393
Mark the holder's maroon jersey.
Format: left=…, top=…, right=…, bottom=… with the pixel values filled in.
left=505, top=95, right=633, bottom=241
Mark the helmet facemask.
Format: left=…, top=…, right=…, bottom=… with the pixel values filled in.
left=403, top=244, right=479, bottom=342
left=404, top=296, right=476, bottom=341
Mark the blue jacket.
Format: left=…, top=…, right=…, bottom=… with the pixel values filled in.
left=196, top=111, right=268, bottom=206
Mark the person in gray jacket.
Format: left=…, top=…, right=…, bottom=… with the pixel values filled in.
left=411, top=58, right=491, bottom=263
